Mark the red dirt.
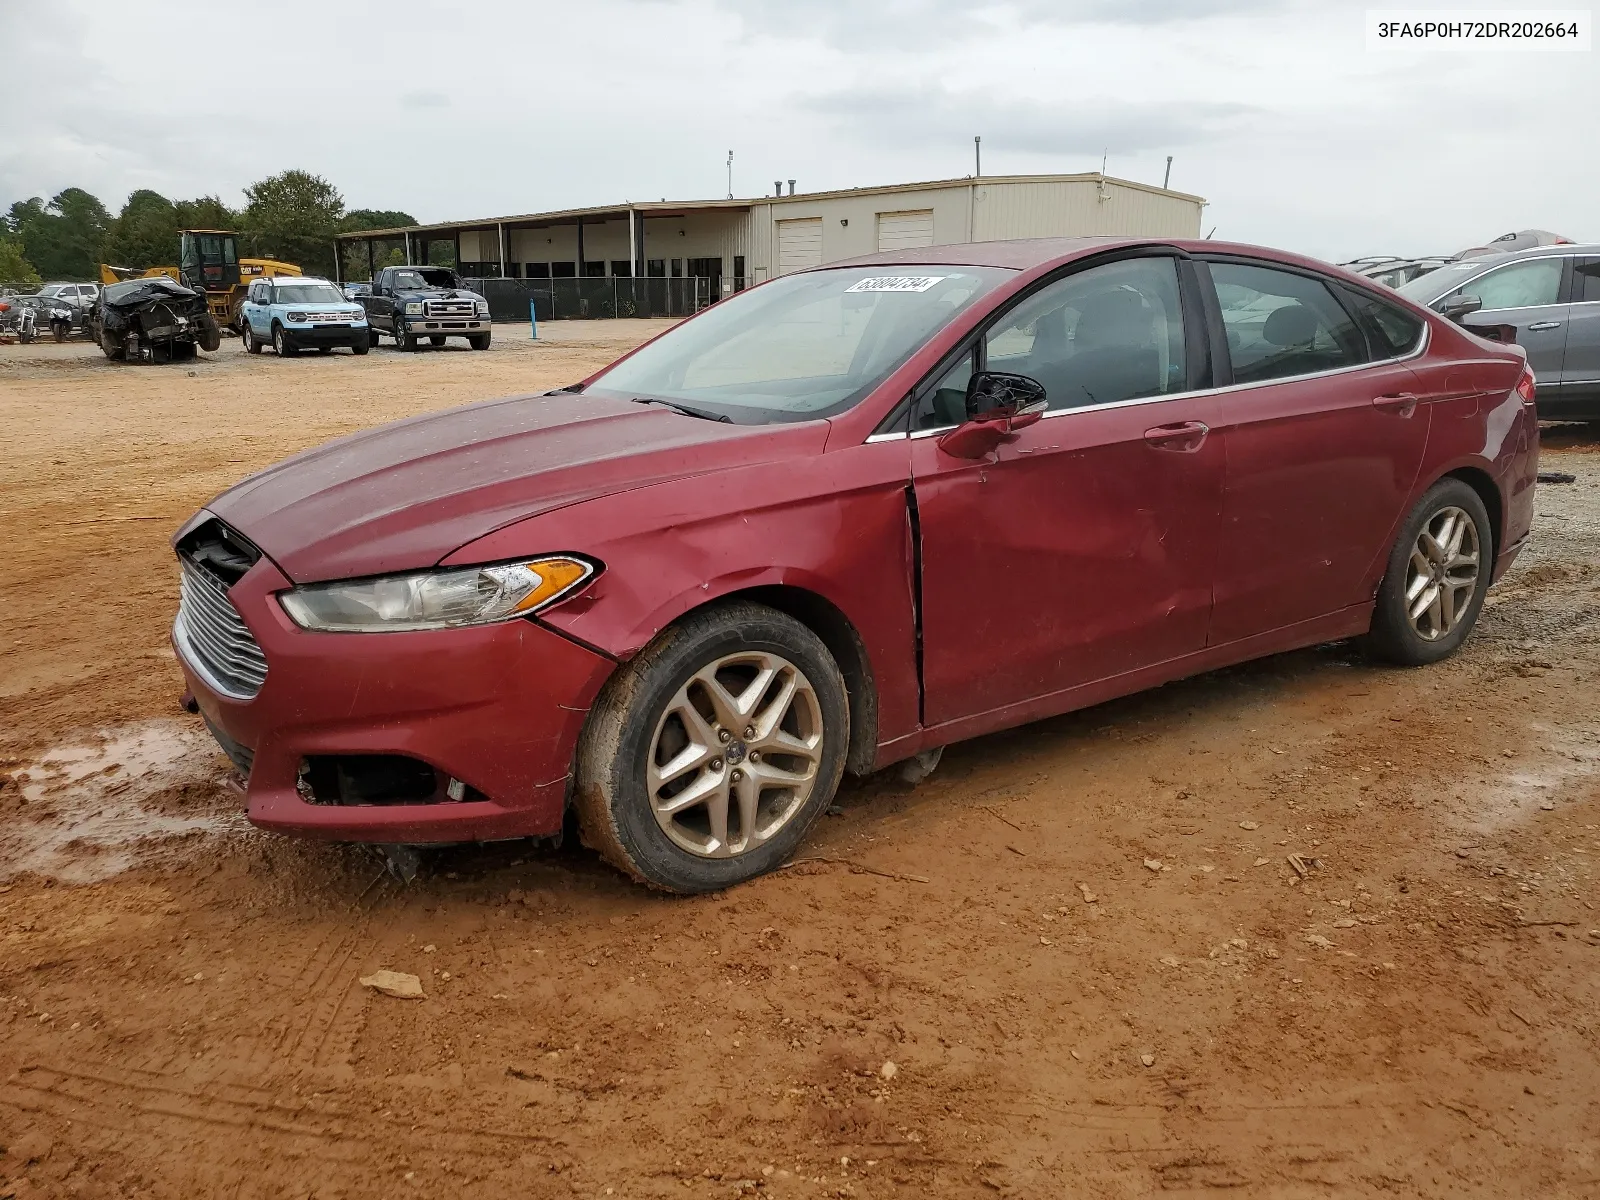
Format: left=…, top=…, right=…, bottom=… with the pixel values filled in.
left=2, top=332, right=1598, bottom=1198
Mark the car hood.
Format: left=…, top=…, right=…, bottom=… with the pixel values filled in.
left=202, top=393, right=826, bottom=583
left=398, top=288, right=484, bottom=301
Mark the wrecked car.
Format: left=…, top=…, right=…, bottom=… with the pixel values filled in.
left=173, top=236, right=1538, bottom=892
left=90, top=276, right=221, bottom=363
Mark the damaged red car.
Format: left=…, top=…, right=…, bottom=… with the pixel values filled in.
left=173, top=236, right=1539, bottom=891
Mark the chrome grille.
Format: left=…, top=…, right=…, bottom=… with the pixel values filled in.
left=424, top=298, right=475, bottom=318
left=176, top=556, right=268, bottom=699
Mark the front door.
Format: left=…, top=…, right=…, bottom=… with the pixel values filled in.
left=1204, top=259, right=1432, bottom=644
left=1454, top=255, right=1570, bottom=392
left=913, top=255, right=1224, bottom=728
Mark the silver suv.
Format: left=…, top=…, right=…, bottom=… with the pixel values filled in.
left=1397, top=244, right=1600, bottom=421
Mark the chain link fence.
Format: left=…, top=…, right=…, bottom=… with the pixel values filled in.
left=462, top=276, right=743, bottom=322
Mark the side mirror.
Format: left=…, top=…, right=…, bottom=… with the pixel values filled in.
left=937, top=371, right=1048, bottom=460
left=1438, top=294, right=1483, bottom=323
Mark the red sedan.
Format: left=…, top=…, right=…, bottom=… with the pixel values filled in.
left=173, top=236, right=1539, bottom=891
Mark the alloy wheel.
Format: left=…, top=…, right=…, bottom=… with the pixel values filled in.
left=646, top=650, right=824, bottom=858
left=1405, top=505, right=1479, bottom=641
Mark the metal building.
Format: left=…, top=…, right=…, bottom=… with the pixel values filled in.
left=335, top=173, right=1205, bottom=319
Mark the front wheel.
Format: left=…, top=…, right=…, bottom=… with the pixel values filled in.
left=395, top=319, right=416, bottom=352
left=468, top=331, right=491, bottom=351
left=575, top=601, right=848, bottom=893
left=1366, top=478, right=1492, bottom=666
left=351, top=337, right=370, bottom=356
left=428, top=335, right=446, bottom=346
left=272, top=324, right=297, bottom=357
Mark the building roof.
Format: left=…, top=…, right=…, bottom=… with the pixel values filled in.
left=334, top=173, right=1208, bottom=241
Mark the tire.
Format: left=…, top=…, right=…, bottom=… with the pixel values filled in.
left=98, top=327, right=124, bottom=361
left=352, top=338, right=370, bottom=356
left=317, top=346, right=332, bottom=355
left=52, top=322, right=67, bottom=343
left=575, top=601, right=849, bottom=893
left=272, top=324, right=297, bottom=357
left=1366, top=478, right=1493, bottom=666
left=429, top=335, right=446, bottom=346
left=242, top=322, right=262, bottom=354
left=395, top=319, right=416, bottom=352
left=197, top=314, right=221, bottom=353
left=367, top=327, right=379, bottom=349
left=468, top=332, right=491, bottom=351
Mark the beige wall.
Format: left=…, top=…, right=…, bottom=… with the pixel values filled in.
left=497, top=211, right=749, bottom=279
left=753, top=177, right=1204, bottom=275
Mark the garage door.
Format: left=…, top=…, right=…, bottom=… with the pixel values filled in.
left=777, top=218, right=823, bottom=274
left=876, top=209, right=934, bottom=252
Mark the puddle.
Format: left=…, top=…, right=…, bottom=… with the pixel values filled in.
left=1463, top=722, right=1600, bottom=833
left=1, top=719, right=250, bottom=884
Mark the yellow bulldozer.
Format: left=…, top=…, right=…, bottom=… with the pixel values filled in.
left=99, top=230, right=301, bottom=332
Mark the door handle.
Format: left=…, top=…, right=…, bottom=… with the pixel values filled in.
left=1527, top=321, right=1562, bottom=331
left=1143, top=421, right=1209, bottom=452
left=1372, top=392, right=1418, bottom=417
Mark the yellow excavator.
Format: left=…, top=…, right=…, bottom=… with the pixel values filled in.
left=99, top=231, right=301, bottom=332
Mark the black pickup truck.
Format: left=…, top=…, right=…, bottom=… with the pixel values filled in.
left=358, top=266, right=492, bottom=351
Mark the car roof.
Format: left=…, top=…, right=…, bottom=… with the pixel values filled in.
left=826, top=234, right=1379, bottom=283
left=270, top=276, right=334, bottom=286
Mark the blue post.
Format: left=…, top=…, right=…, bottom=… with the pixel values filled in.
left=529, top=299, right=538, bottom=340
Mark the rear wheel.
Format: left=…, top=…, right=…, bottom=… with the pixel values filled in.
left=241, top=322, right=262, bottom=354
left=317, top=346, right=332, bottom=355
left=1366, top=478, right=1492, bottom=666
left=429, top=335, right=446, bottom=346
left=575, top=601, right=848, bottom=893
left=468, top=332, right=491, bottom=351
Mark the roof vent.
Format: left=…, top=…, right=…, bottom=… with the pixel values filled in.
left=774, top=181, right=783, bottom=197
left=787, top=179, right=796, bottom=196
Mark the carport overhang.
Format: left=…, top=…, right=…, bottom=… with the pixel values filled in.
left=334, top=198, right=755, bottom=283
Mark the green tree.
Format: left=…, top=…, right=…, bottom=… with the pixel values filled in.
left=240, top=170, right=344, bottom=276
left=175, top=195, right=237, bottom=232
left=338, top=210, right=419, bottom=280
left=0, top=235, right=41, bottom=290
left=6, top=188, right=110, bottom=279
left=341, top=209, right=416, bottom=233
left=102, top=189, right=180, bottom=270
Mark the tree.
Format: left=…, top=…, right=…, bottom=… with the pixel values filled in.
left=0, top=235, right=41, bottom=290
left=338, top=209, right=419, bottom=280
left=240, top=170, right=344, bottom=276
left=6, top=188, right=110, bottom=280
left=175, top=195, right=237, bottom=232
left=102, top=190, right=179, bottom=270
left=341, top=209, right=416, bottom=233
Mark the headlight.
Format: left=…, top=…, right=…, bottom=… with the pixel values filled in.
left=278, top=556, right=597, bottom=633
left=287, top=311, right=308, bottom=322
left=347, top=309, right=365, bottom=321
left=404, top=302, right=423, bottom=315
left=476, top=300, right=490, bottom=316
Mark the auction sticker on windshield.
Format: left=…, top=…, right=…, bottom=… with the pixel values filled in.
left=845, top=276, right=947, bottom=293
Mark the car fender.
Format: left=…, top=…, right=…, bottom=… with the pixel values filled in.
left=441, top=443, right=922, bottom=751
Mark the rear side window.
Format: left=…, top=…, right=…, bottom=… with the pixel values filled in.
left=1340, top=286, right=1425, bottom=358
left=1576, top=259, right=1600, bottom=303
left=1209, top=262, right=1365, bottom=384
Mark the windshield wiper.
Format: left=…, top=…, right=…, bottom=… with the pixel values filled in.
left=631, top=397, right=731, bottom=423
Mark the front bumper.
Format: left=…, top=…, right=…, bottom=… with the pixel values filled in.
left=174, top=554, right=616, bottom=844
left=280, top=323, right=369, bottom=348
left=399, top=315, right=490, bottom=335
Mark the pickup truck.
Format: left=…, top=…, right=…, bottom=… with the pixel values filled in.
left=359, top=265, right=492, bottom=351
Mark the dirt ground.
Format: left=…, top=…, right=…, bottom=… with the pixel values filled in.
left=1, top=327, right=1597, bottom=1199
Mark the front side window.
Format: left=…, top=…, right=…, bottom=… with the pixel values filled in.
left=1455, top=258, right=1562, bottom=311
left=982, top=256, right=1187, bottom=410
left=1210, top=262, right=1365, bottom=384
left=587, top=266, right=1011, bottom=423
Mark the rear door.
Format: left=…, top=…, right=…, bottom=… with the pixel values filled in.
left=1452, top=255, right=1570, bottom=388
left=1553, top=257, right=1600, bottom=418
left=1202, top=259, right=1431, bottom=644
left=913, top=253, right=1225, bottom=726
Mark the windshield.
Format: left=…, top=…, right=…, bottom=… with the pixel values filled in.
left=1395, top=259, right=1499, bottom=305
left=273, top=283, right=347, bottom=304
left=586, top=266, right=1011, bottom=422
left=393, top=269, right=457, bottom=290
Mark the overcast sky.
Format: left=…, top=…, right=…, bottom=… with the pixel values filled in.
left=1, top=0, right=1593, bottom=262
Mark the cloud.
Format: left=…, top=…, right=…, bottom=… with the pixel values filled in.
left=401, top=90, right=450, bottom=110
left=803, top=85, right=1256, bottom=158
